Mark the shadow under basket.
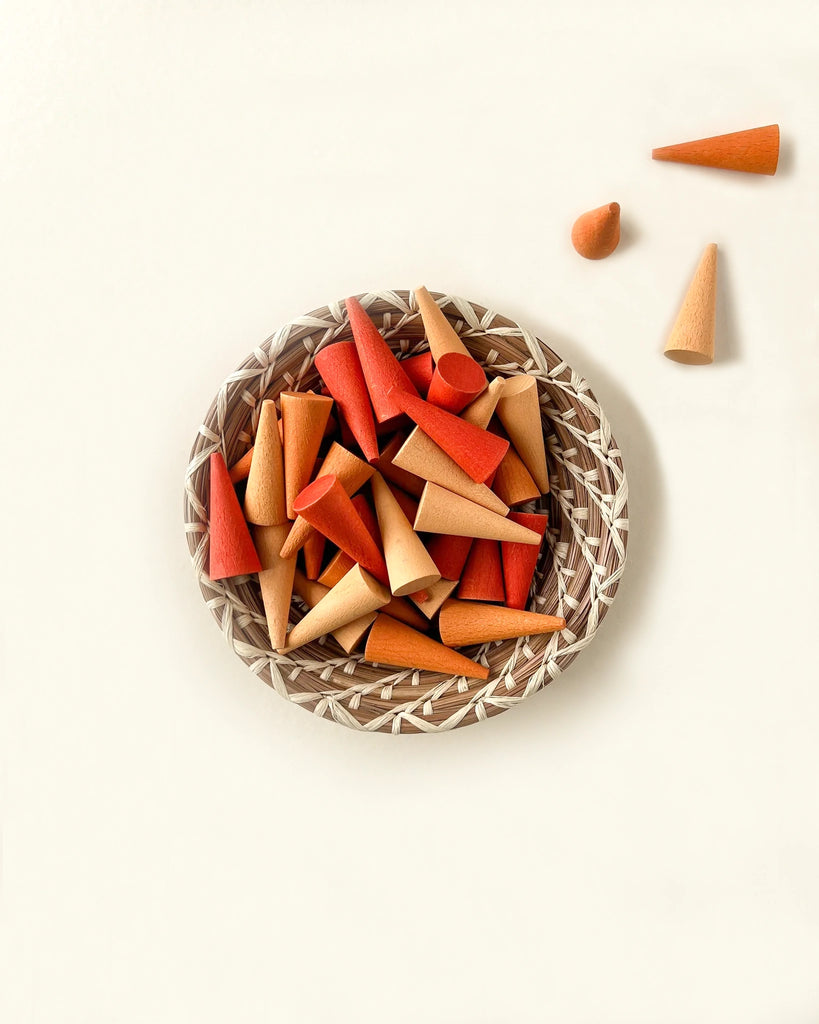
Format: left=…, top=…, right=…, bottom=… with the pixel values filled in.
left=184, top=290, right=629, bottom=734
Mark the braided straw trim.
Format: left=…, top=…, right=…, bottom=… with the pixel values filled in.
left=184, top=291, right=629, bottom=734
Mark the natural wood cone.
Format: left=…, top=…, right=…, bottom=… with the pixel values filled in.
left=571, top=202, right=621, bottom=260
left=253, top=524, right=297, bottom=649
left=388, top=387, right=508, bottom=484
left=229, top=447, right=254, bottom=484
left=458, top=539, right=505, bottom=602
left=208, top=452, right=262, bottom=580
left=370, top=473, right=441, bottom=597
left=414, top=483, right=541, bottom=545
left=314, top=342, right=379, bottom=462
left=664, top=244, right=718, bottom=365
left=292, top=570, right=375, bottom=654
left=345, top=296, right=420, bottom=423
left=281, top=564, right=389, bottom=652
left=460, top=376, right=505, bottom=429
left=652, top=124, right=779, bottom=175
left=280, top=443, right=374, bottom=559
left=244, top=400, right=287, bottom=525
left=302, top=529, right=326, bottom=580
left=409, top=577, right=458, bottom=619
left=426, top=352, right=487, bottom=413
left=372, top=433, right=425, bottom=497
left=491, top=439, right=541, bottom=507
left=414, top=286, right=471, bottom=361
left=400, top=351, right=434, bottom=396
left=439, top=599, right=565, bottom=646
left=318, top=549, right=429, bottom=632
left=393, top=427, right=509, bottom=516
left=495, top=376, right=549, bottom=492
left=501, top=512, right=549, bottom=610
left=364, top=613, right=489, bottom=680
left=281, top=391, right=334, bottom=518
left=426, top=533, right=473, bottom=580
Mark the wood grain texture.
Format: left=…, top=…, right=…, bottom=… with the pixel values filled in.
left=291, top=570, right=375, bottom=654
left=664, top=243, right=718, bottom=365
left=438, top=599, right=565, bottom=646
left=425, top=533, right=473, bottom=581
left=281, top=564, right=389, bottom=652
left=491, top=441, right=541, bottom=507
left=457, top=539, right=505, bottom=602
left=364, top=613, right=488, bottom=680
left=414, top=483, right=541, bottom=544
left=652, top=124, right=779, bottom=175
left=281, top=391, right=334, bottom=518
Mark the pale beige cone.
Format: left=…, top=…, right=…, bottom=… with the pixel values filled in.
left=281, top=391, right=334, bottom=519
left=244, top=400, right=287, bottom=525
left=409, top=577, right=458, bottom=619
left=279, top=443, right=374, bottom=558
left=393, top=428, right=509, bottom=516
left=291, top=570, right=375, bottom=654
left=438, top=599, right=566, bottom=646
left=415, top=286, right=471, bottom=361
left=492, top=445, right=540, bottom=507
left=370, top=473, right=441, bottom=597
left=364, top=614, right=489, bottom=679
left=280, top=564, right=389, bottom=652
left=460, top=376, right=505, bottom=429
left=664, top=244, right=718, bottom=365
left=495, top=376, right=550, bottom=493
left=253, top=523, right=297, bottom=649
left=414, top=483, right=541, bottom=544
left=318, top=550, right=431, bottom=631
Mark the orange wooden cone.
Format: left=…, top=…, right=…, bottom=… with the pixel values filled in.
left=501, top=512, right=548, bottom=610
left=460, top=376, right=505, bottom=429
left=253, top=523, right=297, bottom=650
left=281, top=391, right=334, bottom=518
left=426, top=352, right=487, bottom=413
left=229, top=447, right=254, bottom=484
left=302, top=529, right=326, bottom=580
left=208, top=452, right=262, bottom=579
left=292, top=570, right=375, bottom=654
left=314, top=342, right=379, bottom=462
left=279, top=443, right=374, bottom=559
left=393, top=427, right=509, bottom=516
left=293, top=474, right=389, bottom=586
left=372, top=433, right=425, bottom=497
left=400, top=351, right=434, bottom=396
left=439, top=599, right=565, bottom=646
left=495, top=376, right=549, bottom=492
left=458, top=539, right=504, bottom=602
left=244, top=399, right=287, bottom=525
left=365, top=613, right=489, bottom=680
left=414, top=286, right=471, bottom=361
left=491, top=443, right=540, bottom=507
left=281, top=564, right=389, bottom=652
left=426, top=533, right=473, bottom=581
left=664, top=244, right=718, bottom=365
left=371, top=474, right=441, bottom=597
left=388, top=387, right=508, bottom=484
left=409, top=577, right=458, bottom=619
left=414, top=483, right=541, bottom=545
left=652, top=124, right=779, bottom=175
left=571, top=202, right=621, bottom=260
left=345, top=296, right=420, bottom=423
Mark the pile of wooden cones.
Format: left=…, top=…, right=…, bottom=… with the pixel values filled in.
left=208, top=289, right=565, bottom=679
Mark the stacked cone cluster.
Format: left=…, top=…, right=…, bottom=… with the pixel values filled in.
left=207, top=288, right=566, bottom=679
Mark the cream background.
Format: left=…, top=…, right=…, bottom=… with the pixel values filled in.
left=2, top=1, right=818, bottom=1021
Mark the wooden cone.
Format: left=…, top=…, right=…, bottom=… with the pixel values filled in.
left=280, top=443, right=374, bottom=559
left=495, top=376, right=549, bottom=492
left=318, top=550, right=429, bottom=632
left=314, top=342, right=379, bottom=462
left=414, top=286, right=471, bottom=361
left=292, top=570, right=375, bottom=654
left=501, top=512, right=549, bottom=610
left=491, top=440, right=541, bottom=507
left=460, top=376, right=505, bottom=429
left=370, top=474, right=441, bottom=597
left=316, top=494, right=379, bottom=588
left=281, top=564, right=389, bottom=652
left=365, top=614, right=489, bottom=680
left=426, top=533, right=473, bottom=580
left=409, top=577, right=458, bottom=619
left=439, top=599, right=565, bottom=646
left=426, top=352, right=487, bottom=413
left=393, top=427, right=509, bottom=516
left=400, top=351, right=434, bottom=396
left=208, top=452, right=262, bottom=579
left=664, top=244, right=718, bottom=365
left=388, top=387, right=508, bottom=484
left=244, top=400, right=287, bottom=525
left=345, top=296, right=420, bottom=423
left=281, top=391, right=334, bottom=518
left=386, top=483, right=419, bottom=524
left=652, top=124, right=779, bottom=175
left=302, top=529, right=326, bottom=580
left=458, top=540, right=505, bottom=602
left=571, top=202, right=621, bottom=260
left=292, top=474, right=389, bottom=586
left=229, top=447, right=254, bottom=484
left=253, top=523, right=297, bottom=650
left=372, top=433, right=425, bottom=497
left=414, top=483, right=541, bottom=545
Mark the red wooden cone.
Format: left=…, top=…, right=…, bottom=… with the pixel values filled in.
left=400, top=351, right=434, bottom=396
left=364, top=614, right=489, bottom=680
left=652, top=124, right=779, bottom=175
left=228, top=447, right=253, bottom=484
left=314, top=342, right=379, bottom=462
left=293, top=474, right=389, bottom=586
left=458, top=539, right=505, bottom=602
left=372, top=433, right=425, bottom=497
left=345, top=296, right=420, bottom=423
left=302, top=529, right=326, bottom=580
left=208, top=452, right=262, bottom=579
left=426, top=533, right=473, bottom=581
left=501, top=512, right=549, bottom=610
left=426, top=352, right=487, bottom=414
left=387, top=387, right=508, bottom=483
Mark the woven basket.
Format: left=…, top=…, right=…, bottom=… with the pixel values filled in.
left=184, top=290, right=629, bottom=734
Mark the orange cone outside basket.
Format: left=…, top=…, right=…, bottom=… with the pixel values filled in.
left=345, top=296, right=420, bottom=423
left=313, top=342, right=379, bottom=462
left=414, top=483, right=541, bottom=545
left=664, top=244, right=718, bottom=365
left=652, top=124, right=779, bottom=175
left=414, top=286, right=471, bottom=361
left=571, top=202, right=621, bottom=260
left=208, top=452, right=262, bottom=580
left=458, top=539, right=505, bottom=602
left=426, top=533, right=473, bottom=581
left=372, top=433, right=426, bottom=497
left=291, top=570, right=376, bottom=654
left=501, top=512, right=549, bottom=610
left=244, top=399, right=287, bottom=525
left=253, top=523, right=297, bottom=650
left=426, top=352, right=487, bottom=413
left=371, top=473, right=441, bottom=597
left=400, top=351, right=434, bottom=396
left=439, top=599, right=565, bottom=646
left=281, top=391, right=334, bottom=519
left=495, top=376, right=549, bottom=493
left=364, top=614, right=489, bottom=680
left=281, top=564, right=390, bottom=652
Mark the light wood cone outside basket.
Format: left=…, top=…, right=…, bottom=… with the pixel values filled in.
left=281, top=391, right=334, bottom=519
left=370, top=473, right=441, bottom=597
left=364, top=614, right=489, bottom=680
left=495, top=375, right=550, bottom=492
left=571, top=202, right=621, bottom=260
left=281, top=564, right=389, bottom=652
left=292, top=570, right=375, bottom=654
left=439, top=599, right=566, bottom=646
left=664, top=244, right=718, bottom=365
left=253, top=523, right=297, bottom=650
left=414, top=483, right=541, bottom=544
left=414, top=285, right=471, bottom=360
left=243, top=400, right=287, bottom=525
left=460, top=376, right=505, bottom=429
left=652, top=124, right=779, bottom=175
